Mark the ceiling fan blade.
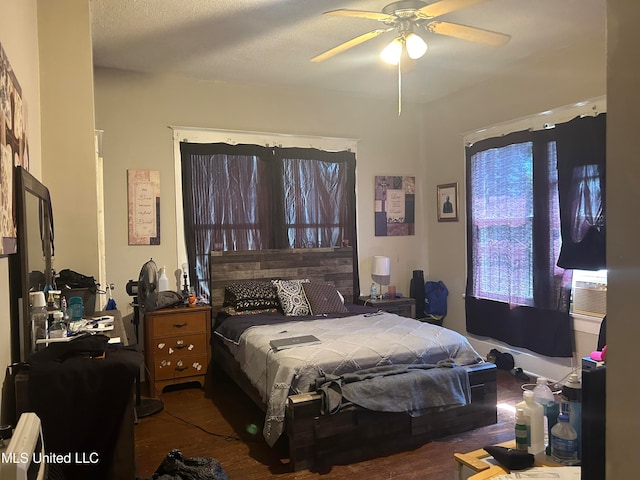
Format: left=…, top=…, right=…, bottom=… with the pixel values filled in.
left=426, top=21, right=511, bottom=47
left=417, top=0, right=489, bottom=19
left=324, top=9, right=396, bottom=22
left=311, top=28, right=392, bottom=62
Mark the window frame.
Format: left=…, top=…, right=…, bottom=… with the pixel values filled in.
left=171, top=126, right=358, bottom=270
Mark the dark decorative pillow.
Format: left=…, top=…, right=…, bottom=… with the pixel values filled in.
left=224, top=281, right=279, bottom=311
left=303, top=283, right=348, bottom=315
left=272, top=279, right=311, bottom=316
left=221, top=306, right=279, bottom=316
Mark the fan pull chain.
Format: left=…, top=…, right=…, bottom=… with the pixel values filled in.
left=398, top=55, right=402, bottom=116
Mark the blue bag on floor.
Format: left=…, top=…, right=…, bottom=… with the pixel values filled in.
left=424, top=281, right=448, bottom=317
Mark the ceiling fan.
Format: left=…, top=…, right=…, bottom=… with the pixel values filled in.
left=311, top=0, right=511, bottom=65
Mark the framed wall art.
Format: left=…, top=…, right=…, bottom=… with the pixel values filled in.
left=374, top=175, right=415, bottom=236
left=437, top=183, right=459, bottom=222
left=1, top=42, right=30, bottom=256
left=127, top=169, right=161, bottom=245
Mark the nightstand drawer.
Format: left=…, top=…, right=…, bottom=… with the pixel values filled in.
left=154, top=352, right=208, bottom=381
left=357, top=296, right=416, bottom=318
left=153, top=334, right=208, bottom=358
left=151, top=310, right=207, bottom=337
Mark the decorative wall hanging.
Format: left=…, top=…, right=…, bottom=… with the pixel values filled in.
left=1, top=42, right=30, bottom=256
left=375, top=175, right=415, bottom=236
left=127, top=169, right=160, bottom=245
left=437, top=182, right=458, bottom=222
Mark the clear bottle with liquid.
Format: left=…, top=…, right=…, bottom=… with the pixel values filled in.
left=370, top=283, right=377, bottom=300
left=533, top=376, right=556, bottom=451
left=550, top=413, right=578, bottom=465
left=48, top=311, right=67, bottom=339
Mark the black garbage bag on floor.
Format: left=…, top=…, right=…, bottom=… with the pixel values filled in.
left=146, top=450, right=228, bottom=480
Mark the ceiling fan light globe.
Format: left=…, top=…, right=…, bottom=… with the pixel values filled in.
left=380, top=37, right=403, bottom=65
left=405, top=32, right=427, bottom=59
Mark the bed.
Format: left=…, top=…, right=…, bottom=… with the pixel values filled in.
left=209, top=247, right=497, bottom=471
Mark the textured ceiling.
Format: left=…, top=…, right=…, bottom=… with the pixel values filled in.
left=90, top=0, right=606, bottom=103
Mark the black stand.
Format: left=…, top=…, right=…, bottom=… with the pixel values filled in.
left=128, top=288, right=163, bottom=418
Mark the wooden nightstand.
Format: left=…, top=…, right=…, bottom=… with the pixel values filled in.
left=357, top=296, right=416, bottom=318
left=143, top=305, right=211, bottom=396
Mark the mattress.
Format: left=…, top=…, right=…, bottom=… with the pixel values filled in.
left=214, top=310, right=483, bottom=446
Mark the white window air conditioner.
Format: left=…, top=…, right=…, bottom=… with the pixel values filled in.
left=573, top=281, right=607, bottom=317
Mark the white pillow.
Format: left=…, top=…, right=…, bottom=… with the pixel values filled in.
left=271, top=279, right=311, bottom=316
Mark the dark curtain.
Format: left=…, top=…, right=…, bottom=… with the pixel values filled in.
left=180, top=142, right=358, bottom=299
left=465, top=129, right=574, bottom=358
left=276, top=148, right=359, bottom=295
left=181, top=143, right=272, bottom=298
left=555, top=114, right=606, bottom=270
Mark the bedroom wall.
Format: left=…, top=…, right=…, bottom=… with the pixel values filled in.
left=38, top=0, right=99, bottom=282
left=0, top=0, right=41, bottom=397
left=419, top=33, right=607, bottom=381
left=93, top=69, right=427, bottom=319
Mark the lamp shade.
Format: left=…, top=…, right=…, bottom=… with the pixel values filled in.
left=380, top=37, right=403, bottom=65
left=405, top=33, right=427, bottom=59
left=371, top=256, right=391, bottom=286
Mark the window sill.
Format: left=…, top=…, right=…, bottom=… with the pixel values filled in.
left=571, top=312, right=604, bottom=335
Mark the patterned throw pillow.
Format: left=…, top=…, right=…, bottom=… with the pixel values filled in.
left=221, top=305, right=280, bottom=316
left=272, top=279, right=311, bottom=316
left=224, top=281, right=279, bottom=311
left=303, top=283, right=348, bottom=315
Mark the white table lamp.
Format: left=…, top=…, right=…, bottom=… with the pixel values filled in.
left=371, top=256, right=391, bottom=298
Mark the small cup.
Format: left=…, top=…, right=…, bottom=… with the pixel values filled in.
left=387, top=285, right=396, bottom=299
left=342, top=239, right=350, bottom=247
left=188, top=288, right=197, bottom=307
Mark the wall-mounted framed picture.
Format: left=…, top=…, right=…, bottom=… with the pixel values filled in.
left=127, top=169, right=161, bottom=245
left=437, top=182, right=458, bottom=222
left=374, top=175, right=415, bottom=236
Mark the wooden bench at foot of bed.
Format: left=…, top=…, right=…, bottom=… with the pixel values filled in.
left=285, top=362, right=497, bottom=471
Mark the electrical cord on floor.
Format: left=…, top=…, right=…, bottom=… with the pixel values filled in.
left=141, top=362, right=245, bottom=443
left=519, top=367, right=581, bottom=395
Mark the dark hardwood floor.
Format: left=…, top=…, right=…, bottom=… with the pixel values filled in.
left=134, top=368, right=525, bottom=479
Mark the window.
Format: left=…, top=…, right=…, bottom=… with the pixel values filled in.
left=179, top=142, right=357, bottom=298
left=465, top=130, right=573, bottom=358
left=465, top=111, right=606, bottom=358
left=469, top=141, right=536, bottom=306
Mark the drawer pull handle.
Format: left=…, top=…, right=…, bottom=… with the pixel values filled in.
left=175, top=365, right=189, bottom=372
left=174, top=343, right=187, bottom=350
left=173, top=322, right=188, bottom=328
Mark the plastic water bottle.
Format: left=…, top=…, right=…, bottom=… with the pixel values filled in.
left=158, top=266, right=170, bottom=291
left=550, top=413, right=578, bottom=465
left=30, top=291, right=49, bottom=352
left=561, top=373, right=582, bottom=459
left=370, top=282, right=377, bottom=300
left=514, top=408, right=528, bottom=451
left=533, top=377, right=556, bottom=451
left=48, top=311, right=66, bottom=339
left=516, top=390, right=544, bottom=455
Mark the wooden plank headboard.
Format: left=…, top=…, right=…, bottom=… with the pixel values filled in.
left=209, top=247, right=354, bottom=315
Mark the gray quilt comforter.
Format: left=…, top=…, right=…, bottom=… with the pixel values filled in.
left=215, top=312, right=483, bottom=446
